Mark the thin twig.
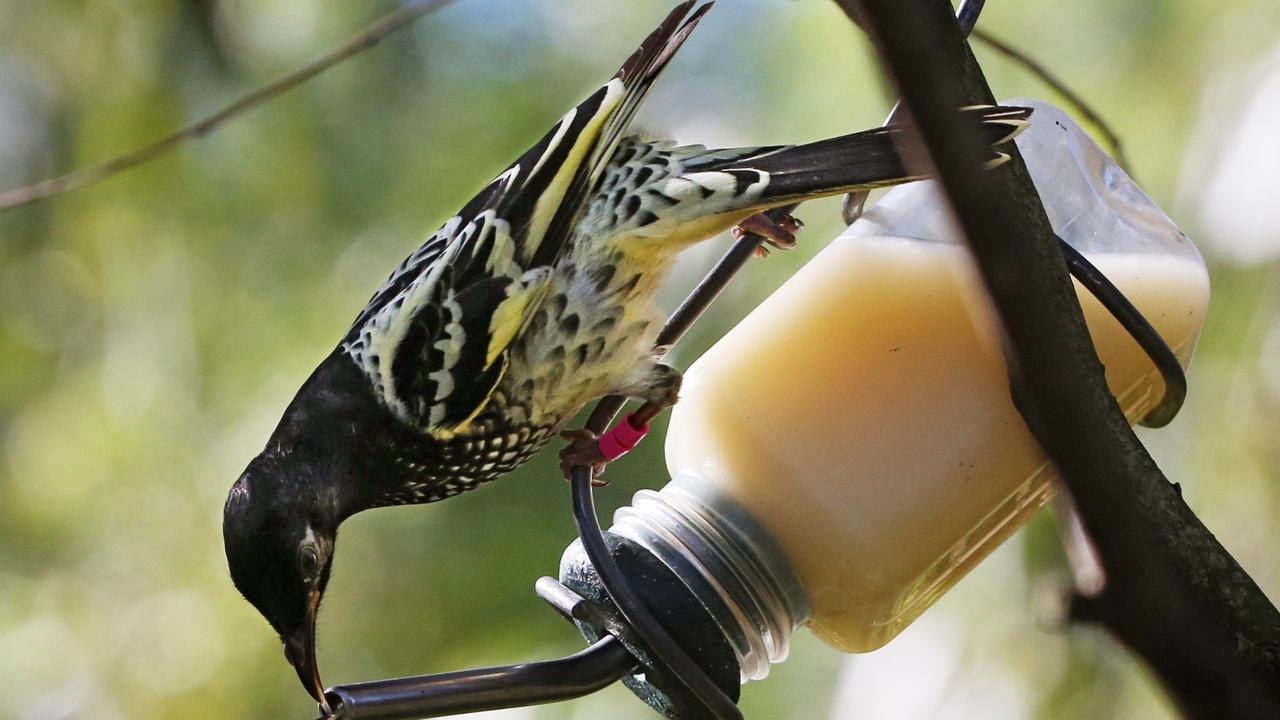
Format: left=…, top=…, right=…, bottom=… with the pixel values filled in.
left=971, top=27, right=1133, bottom=176
left=0, top=0, right=455, bottom=212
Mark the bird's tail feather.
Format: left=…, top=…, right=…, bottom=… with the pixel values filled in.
left=703, top=105, right=1033, bottom=210
left=601, top=1, right=714, bottom=163
left=527, top=1, right=712, bottom=266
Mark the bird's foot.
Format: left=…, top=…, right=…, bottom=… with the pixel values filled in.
left=559, top=410, right=655, bottom=485
left=559, top=429, right=609, bottom=485
left=733, top=212, right=804, bottom=258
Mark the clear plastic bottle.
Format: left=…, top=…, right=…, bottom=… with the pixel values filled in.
left=560, top=100, right=1210, bottom=691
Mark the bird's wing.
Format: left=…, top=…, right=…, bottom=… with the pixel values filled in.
left=341, top=1, right=712, bottom=434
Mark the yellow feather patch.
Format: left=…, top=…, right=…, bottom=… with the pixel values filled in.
left=486, top=270, right=553, bottom=368
left=523, top=80, right=626, bottom=263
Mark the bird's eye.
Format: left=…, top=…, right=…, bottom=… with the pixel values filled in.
left=299, top=545, right=321, bottom=582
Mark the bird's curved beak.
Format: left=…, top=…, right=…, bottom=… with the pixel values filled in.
left=284, top=590, right=329, bottom=714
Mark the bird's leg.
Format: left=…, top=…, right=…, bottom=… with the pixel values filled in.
left=558, top=365, right=682, bottom=484
left=733, top=212, right=805, bottom=258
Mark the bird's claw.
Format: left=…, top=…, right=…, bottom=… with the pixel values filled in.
left=734, top=212, right=804, bottom=258
left=559, top=429, right=609, bottom=485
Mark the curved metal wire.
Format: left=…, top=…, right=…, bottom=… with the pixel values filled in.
left=1059, top=239, right=1187, bottom=427
left=571, top=469, right=743, bottom=719
left=955, top=0, right=987, bottom=32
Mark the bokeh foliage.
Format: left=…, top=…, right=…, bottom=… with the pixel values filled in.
left=1, top=1, right=1278, bottom=718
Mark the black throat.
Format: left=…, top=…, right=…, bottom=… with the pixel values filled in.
left=269, top=348, right=439, bottom=520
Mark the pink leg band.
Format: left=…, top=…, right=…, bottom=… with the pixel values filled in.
left=598, top=412, right=651, bottom=461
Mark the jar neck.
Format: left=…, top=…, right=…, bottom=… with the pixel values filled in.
left=609, top=473, right=809, bottom=682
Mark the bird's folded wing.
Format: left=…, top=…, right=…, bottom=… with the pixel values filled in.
left=340, top=2, right=711, bottom=434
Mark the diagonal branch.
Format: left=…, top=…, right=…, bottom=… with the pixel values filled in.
left=0, top=0, right=455, bottom=213
left=838, top=0, right=1280, bottom=717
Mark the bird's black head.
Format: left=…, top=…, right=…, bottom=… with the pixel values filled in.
left=223, top=451, right=339, bottom=712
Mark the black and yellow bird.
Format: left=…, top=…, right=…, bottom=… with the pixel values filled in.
left=222, top=1, right=1030, bottom=709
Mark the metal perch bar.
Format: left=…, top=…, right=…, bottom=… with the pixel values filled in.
left=321, top=638, right=635, bottom=720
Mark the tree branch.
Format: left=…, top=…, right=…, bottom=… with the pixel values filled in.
left=0, top=0, right=455, bottom=213
left=837, top=0, right=1280, bottom=716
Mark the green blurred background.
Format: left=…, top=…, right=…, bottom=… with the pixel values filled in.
left=2, top=1, right=1278, bottom=718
